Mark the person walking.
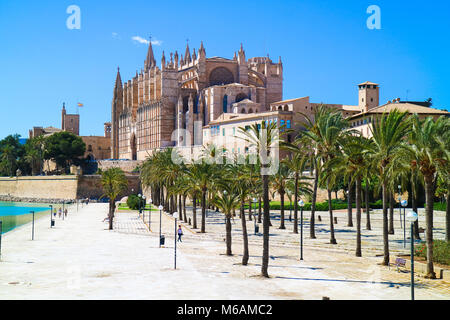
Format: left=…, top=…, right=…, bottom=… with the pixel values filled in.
left=177, top=225, right=183, bottom=242
left=64, top=208, right=68, bottom=217
left=58, top=208, right=62, bottom=218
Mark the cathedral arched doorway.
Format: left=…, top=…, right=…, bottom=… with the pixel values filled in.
left=131, top=134, right=137, bottom=160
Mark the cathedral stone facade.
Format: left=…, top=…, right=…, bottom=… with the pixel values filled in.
left=111, top=41, right=283, bottom=160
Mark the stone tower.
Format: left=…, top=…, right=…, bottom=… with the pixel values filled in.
left=358, top=81, right=379, bottom=112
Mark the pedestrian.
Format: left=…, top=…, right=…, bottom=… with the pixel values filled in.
left=177, top=225, right=183, bottom=242
left=64, top=209, right=68, bottom=217
left=58, top=208, right=62, bottom=218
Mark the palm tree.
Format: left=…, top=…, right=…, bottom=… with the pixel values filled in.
left=326, top=135, right=374, bottom=256
left=212, top=181, right=241, bottom=256
left=101, top=168, right=128, bottom=230
left=187, top=159, right=216, bottom=233
left=371, top=109, right=411, bottom=266
left=239, top=120, right=279, bottom=278
left=304, top=105, right=352, bottom=244
left=395, top=115, right=449, bottom=278
left=271, top=161, right=290, bottom=229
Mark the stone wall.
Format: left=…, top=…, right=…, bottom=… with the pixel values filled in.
left=0, top=174, right=141, bottom=202
left=97, top=160, right=143, bottom=173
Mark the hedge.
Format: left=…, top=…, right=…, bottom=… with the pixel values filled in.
left=245, top=199, right=384, bottom=211
left=415, top=240, right=450, bottom=266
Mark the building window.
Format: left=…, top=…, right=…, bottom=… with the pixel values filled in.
left=222, top=128, right=225, bottom=136
left=286, top=120, right=291, bottom=129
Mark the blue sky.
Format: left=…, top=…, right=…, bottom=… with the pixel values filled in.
left=0, top=0, right=449, bottom=139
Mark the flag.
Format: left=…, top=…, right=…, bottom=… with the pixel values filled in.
left=77, top=102, right=84, bottom=107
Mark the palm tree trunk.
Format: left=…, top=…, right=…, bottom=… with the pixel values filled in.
left=226, top=216, right=232, bottom=256
left=258, top=197, right=262, bottom=223
left=193, top=194, right=197, bottom=229
left=310, top=163, right=318, bottom=239
left=248, top=199, right=252, bottom=221
left=241, top=202, right=249, bottom=265
left=446, top=190, right=450, bottom=242
left=261, top=173, right=270, bottom=278
left=389, top=192, right=395, bottom=234
left=356, top=177, right=362, bottom=257
left=279, top=190, right=285, bottom=229
left=201, top=188, right=207, bottom=233
left=183, top=195, right=187, bottom=223
left=327, top=184, right=337, bottom=244
left=108, top=199, right=115, bottom=230
left=178, top=194, right=182, bottom=221
left=424, top=176, right=436, bottom=279
left=347, top=179, right=353, bottom=227
left=411, top=184, right=421, bottom=240
left=293, top=172, right=299, bottom=234
left=365, top=179, right=371, bottom=230
left=382, top=181, right=390, bottom=266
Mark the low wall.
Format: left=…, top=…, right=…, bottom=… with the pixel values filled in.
left=0, top=174, right=141, bottom=201
left=0, top=176, right=78, bottom=200
left=97, top=160, right=143, bottom=173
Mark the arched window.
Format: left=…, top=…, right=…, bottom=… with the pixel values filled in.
left=284, top=105, right=289, bottom=111
left=278, top=106, right=282, bottom=111
left=248, top=108, right=253, bottom=113
left=209, top=67, right=234, bottom=86
left=223, top=95, right=228, bottom=113
left=240, top=108, right=246, bottom=114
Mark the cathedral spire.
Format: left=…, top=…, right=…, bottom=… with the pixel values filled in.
left=114, top=67, right=123, bottom=96
left=144, top=38, right=156, bottom=71
left=184, top=40, right=191, bottom=64
left=192, top=48, right=197, bottom=61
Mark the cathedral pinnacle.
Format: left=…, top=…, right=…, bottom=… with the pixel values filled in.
left=144, top=38, right=156, bottom=71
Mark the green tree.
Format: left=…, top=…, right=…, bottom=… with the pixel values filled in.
left=239, top=120, right=279, bottom=278
left=44, top=131, right=86, bottom=173
left=101, top=168, right=128, bottom=230
left=371, top=109, right=411, bottom=266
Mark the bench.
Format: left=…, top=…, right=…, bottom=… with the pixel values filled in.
left=395, top=258, right=406, bottom=272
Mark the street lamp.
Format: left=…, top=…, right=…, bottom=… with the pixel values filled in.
left=142, top=195, right=146, bottom=222
left=158, top=205, right=164, bottom=248
left=173, top=212, right=179, bottom=269
left=138, top=194, right=142, bottom=217
left=401, top=199, right=408, bottom=248
left=252, top=197, right=258, bottom=235
left=31, top=211, right=35, bottom=240
left=298, top=199, right=305, bottom=260
left=398, top=185, right=402, bottom=226
left=406, top=210, right=418, bottom=300
left=148, top=198, right=152, bottom=231
left=49, top=205, right=54, bottom=228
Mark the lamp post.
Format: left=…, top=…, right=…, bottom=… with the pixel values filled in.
left=31, top=211, right=35, bottom=240
left=148, top=198, right=152, bottom=231
left=158, top=205, right=163, bottom=248
left=401, top=199, right=408, bottom=248
left=142, top=195, right=146, bottom=222
left=252, top=197, right=258, bottom=234
left=138, top=194, right=142, bottom=217
left=173, top=212, right=179, bottom=269
left=407, top=210, right=418, bottom=301
left=298, top=199, right=304, bottom=260
left=49, top=205, right=54, bottom=228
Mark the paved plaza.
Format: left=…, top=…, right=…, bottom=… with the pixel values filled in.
left=0, top=203, right=448, bottom=299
